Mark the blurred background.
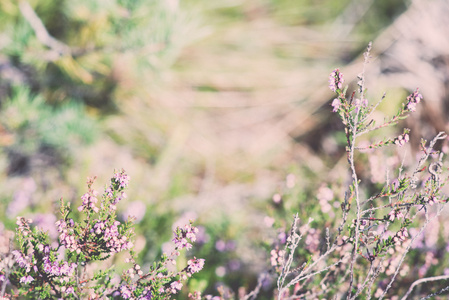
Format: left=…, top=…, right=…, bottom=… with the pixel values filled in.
left=1, top=0, right=449, bottom=297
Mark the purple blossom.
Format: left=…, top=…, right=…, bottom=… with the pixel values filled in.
left=93, top=221, right=105, bottom=235
left=395, top=133, right=409, bottom=147
left=113, top=169, right=130, bottom=189
left=388, top=209, right=404, bottom=222
left=187, top=257, right=205, bottom=274
left=120, top=285, right=132, bottom=299
left=170, top=281, right=183, bottom=294
left=103, top=221, right=133, bottom=252
left=19, top=275, right=34, bottom=284
left=407, top=102, right=417, bottom=112
left=12, top=250, right=32, bottom=271
left=44, top=265, right=52, bottom=273
left=397, top=227, right=409, bottom=242
left=270, top=248, right=285, bottom=267
left=65, top=286, right=75, bottom=295
left=406, top=89, right=423, bottom=112
left=78, top=191, right=99, bottom=213
left=104, top=170, right=130, bottom=205
left=172, top=223, right=199, bottom=251
left=328, top=68, right=344, bottom=93
left=331, top=98, right=340, bottom=112
left=51, top=263, right=61, bottom=276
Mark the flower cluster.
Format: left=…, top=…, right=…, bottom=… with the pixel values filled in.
left=113, top=169, right=130, bottom=189
left=78, top=189, right=99, bottom=213
left=406, top=88, right=423, bottom=112
left=395, top=132, right=410, bottom=147
left=102, top=221, right=133, bottom=253
left=56, top=219, right=80, bottom=253
left=11, top=250, right=32, bottom=272
left=115, top=221, right=205, bottom=299
left=394, top=227, right=409, bottom=243
left=331, top=98, right=341, bottom=113
left=104, top=169, right=130, bottom=207
left=0, top=170, right=204, bottom=300
left=172, top=222, right=199, bottom=251
left=388, top=209, right=405, bottom=222
left=43, top=255, right=76, bottom=277
left=271, top=54, right=447, bottom=300
left=187, top=257, right=205, bottom=274
left=270, top=247, right=285, bottom=269
left=328, top=68, right=344, bottom=93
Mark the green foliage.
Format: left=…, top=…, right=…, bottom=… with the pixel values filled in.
left=0, top=86, right=96, bottom=171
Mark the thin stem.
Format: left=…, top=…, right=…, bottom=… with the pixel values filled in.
left=18, top=0, right=71, bottom=56
left=379, top=204, right=445, bottom=299
left=401, top=274, right=449, bottom=300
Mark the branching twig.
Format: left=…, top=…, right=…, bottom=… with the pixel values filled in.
left=401, top=274, right=449, bottom=300
left=243, top=272, right=269, bottom=300
left=379, top=204, right=445, bottom=300
left=18, top=0, right=71, bottom=57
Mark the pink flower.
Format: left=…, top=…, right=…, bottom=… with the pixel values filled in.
left=388, top=209, right=404, bottom=222
left=170, top=281, right=183, bottom=294
left=19, top=275, right=34, bottom=284
left=187, top=257, right=205, bottom=274
left=329, top=69, right=344, bottom=93
left=406, top=89, right=422, bottom=112
left=395, top=134, right=409, bottom=147
left=331, top=98, right=340, bottom=112
left=398, top=227, right=409, bottom=241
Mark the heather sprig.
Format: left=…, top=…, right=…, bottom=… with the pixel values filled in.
left=0, top=170, right=205, bottom=299
left=268, top=44, right=449, bottom=299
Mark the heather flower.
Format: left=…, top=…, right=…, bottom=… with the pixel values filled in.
left=187, top=257, right=205, bottom=274
left=170, top=281, right=183, bottom=294
left=397, top=227, right=409, bottom=242
left=388, top=209, right=404, bottom=222
left=331, top=98, right=340, bottom=112
left=172, top=222, right=199, bottom=251
left=406, top=88, right=423, bottom=112
left=113, top=169, right=130, bottom=189
left=120, top=285, right=132, bottom=299
left=270, top=248, right=285, bottom=267
left=44, top=260, right=52, bottom=273
left=65, top=286, right=75, bottom=295
left=394, top=133, right=409, bottom=146
left=4, top=170, right=204, bottom=299
left=78, top=190, right=99, bottom=213
left=12, top=250, right=32, bottom=271
left=105, top=170, right=130, bottom=205
left=328, top=68, right=344, bottom=93
left=393, top=228, right=409, bottom=244
left=19, top=275, right=34, bottom=284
